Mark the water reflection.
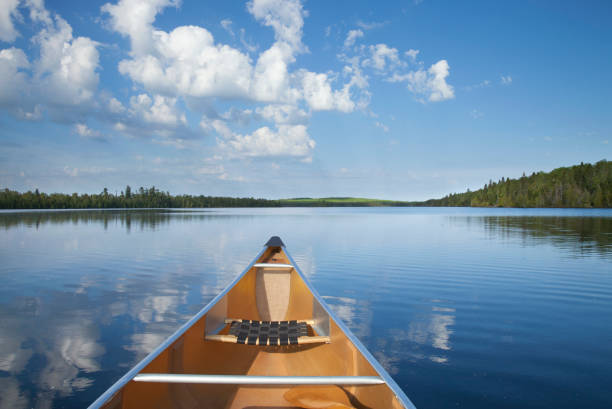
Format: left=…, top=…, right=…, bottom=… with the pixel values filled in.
left=476, top=216, right=612, bottom=258
left=0, top=209, right=200, bottom=232
left=0, top=294, right=106, bottom=408
left=322, top=295, right=372, bottom=339
left=372, top=301, right=456, bottom=375
left=0, top=208, right=610, bottom=409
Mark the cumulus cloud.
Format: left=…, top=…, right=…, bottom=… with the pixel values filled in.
left=0, top=0, right=21, bottom=42
left=101, top=0, right=179, bottom=55
left=340, top=37, right=453, bottom=104
left=1, top=0, right=455, bottom=165
left=405, top=48, right=420, bottom=61
left=393, top=60, right=454, bottom=102
left=424, top=60, right=454, bottom=101
left=0, top=2, right=100, bottom=121
left=256, top=104, right=308, bottom=125
left=99, top=0, right=357, bottom=159
left=74, top=123, right=104, bottom=140
left=106, top=92, right=193, bottom=142
left=247, top=0, right=306, bottom=52
left=117, top=25, right=253, bottom=99
left=300, top=71, right=355, bottom=112
left=101, top=1, right=350, bottom=106
left=0, top=47, right=29, bottom=106
left=362, top=43, right=402, bottom=71
left=344, top=29, right=363, bottom=48
left=130, top=94, right=183, bottom=127
left=214, top=120, right=315, bottom=159
left=34, top=15, right=100, bottom=105
left=501, top=75, right=512, bottom=85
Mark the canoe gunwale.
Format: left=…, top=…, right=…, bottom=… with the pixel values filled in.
left=283, top=247, right=417, bottom=409
left=87, top=246, right=268, bottom=409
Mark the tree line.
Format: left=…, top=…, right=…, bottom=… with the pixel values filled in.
left=0, top=186, right=280, bottom=209
left=1, top=160, right=610, bottom=209
left=420, top=160, right=611, bottom=208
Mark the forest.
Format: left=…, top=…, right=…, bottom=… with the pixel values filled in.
left=420, top=160, right=611, bottom=208
left=0, top=186, right=279, bottom=209
left=0, top=160, right=609, bottom=209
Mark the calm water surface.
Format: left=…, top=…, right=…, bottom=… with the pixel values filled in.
left=0, top=208, right=611, bottom=408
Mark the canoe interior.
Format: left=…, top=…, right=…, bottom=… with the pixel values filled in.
left=100, top=245, right=406, bottom=409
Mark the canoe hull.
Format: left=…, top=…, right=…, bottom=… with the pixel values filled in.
left=90, top=239, right=416, bottom=409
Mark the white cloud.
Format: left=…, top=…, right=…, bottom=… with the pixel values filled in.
left=215, top=120, right=315, bottom=159
left=25, top=0, right=52, bottom=26
left=34, top=16, right=100, bottom=105
left=405, top=48, right=420, bottom=61
left=220, top=107, right=254, bottom=127
left=74, top=123, right=102, bottom=138
left=300, top=70, right=355, bottom=112
left=356, top=20, right=388, bottom=30
left=256, top=104, right=308, bottom=125
left=239, top=27, right=257, bottom=53
left=101, top=0, right=179, bottom=55
left=0, top=47, right=29, bottom=106
left=344, top=29, right=363, bottom=48
left=501, top=75, right=512, bottom=85
left=406, top=60, right=454, bottom=102
left=99, top=0, right=358, bottom=158
left=363, top=43, right=402, bottom=71
left=220, top=19, right=233, bottom=36
left=129, top=94, right=186, bottom=127
left=0, top=0, right=21, bottom=42
left=63, top=166, right=116, bottom=177
left=251, top=42, right=298, bottom=103
left=0, top=2, right=100, bottom=116
left=108, top=97, right=125, bottom=114
left=118, top=25, right=253, bottom=99
left=246, top=0, right=306, bottom=53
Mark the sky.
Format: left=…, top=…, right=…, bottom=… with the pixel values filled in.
left=0, top=0, right=610, bottom=200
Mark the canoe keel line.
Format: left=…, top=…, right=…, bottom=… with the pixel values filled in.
left=89, top=237, right=416, bottom=409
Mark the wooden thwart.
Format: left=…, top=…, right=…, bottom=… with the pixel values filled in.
left=206, top=334, right=330, bottom=345
left=224, top=318, right=314, bottom=325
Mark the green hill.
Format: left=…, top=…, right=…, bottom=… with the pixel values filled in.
left=278, top=197, right=412, bottom=206
left=421, top=160, right=611, bottom=208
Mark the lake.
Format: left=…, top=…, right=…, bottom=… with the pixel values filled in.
left=0, top=207, right=611, bottom=408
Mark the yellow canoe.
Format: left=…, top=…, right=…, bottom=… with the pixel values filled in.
left=89, top=237, right=416, bottom=409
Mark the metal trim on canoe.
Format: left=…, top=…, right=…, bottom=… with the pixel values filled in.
left=133, top=374, right=385, bottom=385
left=87, top=246, right=268, bottom=409
left=253, top=263, right=294, bottom=268
left=282, top=245, right=417, bottom=409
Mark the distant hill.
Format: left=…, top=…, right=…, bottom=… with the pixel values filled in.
left=278, top=197, right=413, bottom=206
left=420, top=160, right=611, bottom=208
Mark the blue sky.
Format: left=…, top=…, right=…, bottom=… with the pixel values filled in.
left=0, top=0, right=610, bottom=200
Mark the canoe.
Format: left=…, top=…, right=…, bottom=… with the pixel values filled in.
left=89, top=237, right=416, bottom=409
